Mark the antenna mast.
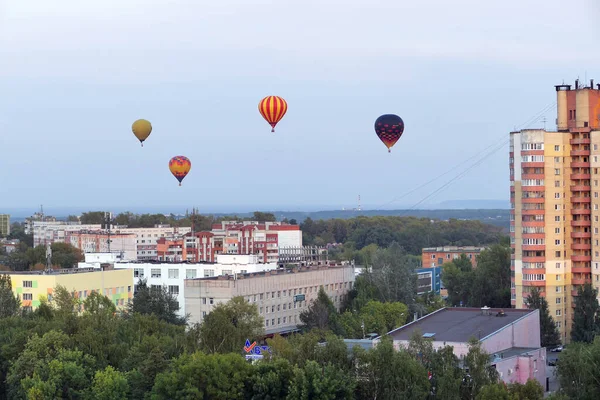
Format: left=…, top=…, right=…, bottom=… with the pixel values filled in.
left=105, top=212, right=112, bottom=253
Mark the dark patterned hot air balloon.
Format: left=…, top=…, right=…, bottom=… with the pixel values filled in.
left=169, top=156, right=191, bottom=186
left=132, top=119, right=152, bottom=147
left=258, top=96, right=288, bottom=132
left=374, top=114, right=404, bottom=153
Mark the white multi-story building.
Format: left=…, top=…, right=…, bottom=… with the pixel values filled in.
left=67, top=231, right=137, bottom=261
left=184, top=264, right=356, bottom=335
left=110, top=254, right=277, bottom=317
left=114, top=225, right=191, bottom=260
left=32, top=222, right=103, bottom=247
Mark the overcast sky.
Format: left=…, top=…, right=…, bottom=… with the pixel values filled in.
left=1, top=0, right=599, bottom=214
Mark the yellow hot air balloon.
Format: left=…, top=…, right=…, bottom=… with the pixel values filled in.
left=132, top=119, right=152, bottom=147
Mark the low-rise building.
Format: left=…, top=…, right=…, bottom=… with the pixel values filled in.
left=114, top=225, right=192, bottom=261
left=383, top=307, right=546, bottom=388
left=184, top=264, right=356, bottom=335
left=31, top=221, right=103, bottom=247
left=1, top=267, right=134, bottom=311
left=111, top=254, right=278, bottom=317
left=0, top=238, right=19, bottom=253
left=421, top=246, right=486, bottom=269
left=416, top=266, right=442, bottom=295
left=66, top=231, right=137, bottom=260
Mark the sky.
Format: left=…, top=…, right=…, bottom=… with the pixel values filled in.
left=1, top=0, right=600, bottom=215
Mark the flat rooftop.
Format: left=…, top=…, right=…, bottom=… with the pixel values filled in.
left=422, top=246, right=486, bottom=252
left=387, top=307, right=534, bottom=343
left=187, top=264, right=354, bottom=282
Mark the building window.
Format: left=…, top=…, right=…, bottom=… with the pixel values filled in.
left=168, top=285, right=179, bottom=295
left=283, top=316, right=287, bottom=323
left=23, top=280, right=32, bottom=288
left=555, top=169, right=560, bottom=175
left=431, top=254, right=435, bottom=259
left=168, top=269, right=179, bottom=279
left=554, top=193, right=560, bottom=199
left=151, top=269, right=161, bottom=278
left=556, top=286, right=562, bottom=293
left=555, top=240, right=560, bottom=245
left=186, top=269, right=197, bottom=279
left=554, top=156, right=560, bottom=162
left=556, top=263, right=561, bottom=268
left=556, top=310, right=562, bottom=316
left=556, top=275, right=561, bottom=281
left=277, top=318, right=281, bottom=325
left=555, top=181, right=560, bottom=187
left=204, top=269, right=214, bottom=277
left=266, top=320, right=269, bottom=326
left=23, top=293, right=33, bottom=300
left=556, top=321, right=562, bottom=328
left=209, top=298, right=214, bottom=305
left=556, top=298, right=561, bottom=304
left=554, top=145, right=560, bottom=151
left=555, top=228, right=560, bottom=234
left=202, top=297, right=206, bottom=304
left=134, top=269, right=144, bottom=278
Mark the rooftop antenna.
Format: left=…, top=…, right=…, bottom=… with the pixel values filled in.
left=40, top=204, right=44, bottom=222
left=357, top=195, right=362, bottom=211
left=542, top=116, right=547, bottom=130
left=105, top=212, right=112, bottom=253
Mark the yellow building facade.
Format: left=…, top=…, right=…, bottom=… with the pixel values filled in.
left=510, top=79, right=600, bottom=343
left=4, top=268, right=134, bottom=311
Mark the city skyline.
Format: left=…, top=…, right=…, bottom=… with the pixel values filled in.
left=1, top=0, right=599, bottom=210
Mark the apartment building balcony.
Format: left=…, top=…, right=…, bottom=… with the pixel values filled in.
left=571, top=185, right=592, bottom=192
left=522, top=174, right=545, bottom=180
left=570, top=138, right=591, bottom=145
left=571, top=173, right=591, bottom=180
left=571, top=243, right=591, bottom=250
left=570, top=150, right=590, bottom=157
left=522, top=280, right=546, bottom=287
left=521, top=209, right=545, bottom=215
left=572, top=208, right=591, bottom=215
left=522, top=220, right=546, bottom=227
left=571, top=232, right=591, bottom=239
left=571, top=219, right=592, bottom=227
left=522, top=198, right=545, bottom=204
left=572, top=266, right=591, bottom=274
left=571, top=161, right=590, bottom=168
left=520, top=162, right=545, bottom=168
left=571, top=255, right=592, bottom=262
left=572, top=277, right=592, bottom=285
left=571, top=196, right=591, bottom=203
left=522, top=256, right=546, bottom=263
left=522, top=245, right=545, bottom=251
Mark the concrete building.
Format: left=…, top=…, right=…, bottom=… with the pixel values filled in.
left=384, top=307, right=546, bottom=388
left=1, top=267, right=134, bottom=311
left=0, top=238, right=20, bottom=254
left=184, top=264, right=356, bottom=334
left=421, top=246, right=485, bottom=269
left=110, top=254, right=278, bottom=317
left=510, top=79, right=600, bottom=342
left=31, top=221, right=103, bottom=247
left=0, top=214, right=10, bottom=237
left=114, top=226, right=191, bottom=261
left=416, top=266, right=442, bottom=295
left=66, top=231, right=137, bottom=260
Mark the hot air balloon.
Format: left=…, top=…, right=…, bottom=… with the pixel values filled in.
left=258, top=96, right=287, bottom=132
left=132, top=119, right=152, bottom=147
left=169, top=156, right=191, bottom=186
left=374, top=114, right=404, bottom=153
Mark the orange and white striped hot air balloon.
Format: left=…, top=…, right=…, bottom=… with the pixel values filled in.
left=258, top=96, right=288, bottom=132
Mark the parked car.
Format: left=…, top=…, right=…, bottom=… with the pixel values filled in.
left=550, top=346, right=563, bottom=353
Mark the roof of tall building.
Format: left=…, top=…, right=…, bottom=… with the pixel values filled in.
left=386, top=307, right=535, bottom=343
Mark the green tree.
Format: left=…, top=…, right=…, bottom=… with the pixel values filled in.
left=461, top=338, right=499, bottom=399
left=571, top=283, right=600, bottom=343
left=339, top=300, right=408, bottom=338
left=555, top=338, right=600, bottom=399
left=287, top=360, right=355, bottom=400
left=507, top=379, right=544, bottom=400
left=299, top=287, right=339, bottom=333
left=476, top=383, right=510, bottom=400
left=524, top=288, right=561, bottom=347
left=0, top=275, right=20, bottom=318
left=471, top=244, right=511, bottom=308
left=198, top=296, right=264, bottom=354
left=353, top=337, right=430, bottom=400
left=50, top=242, right=84, bottom=269
left=90, top=366, right=129, bottom=400
left=127, top=278, right=186, bottom=325
left=83, top=291, right=117, bottom=316
left=252, top=211, right=277, bottom=222
left=249, top=358, right=295, bottom=400
left=150, top=352, right=254, bottom=400
left=369, top=242, right=418, bottom=305
left=80, top=211, right=108, bottom=225
left=430, top=346, right=462, bottom=400
left=52, top=284, right=80, bottom=316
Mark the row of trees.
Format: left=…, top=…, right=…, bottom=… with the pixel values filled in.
left=0, top=272, right=547, bottom=399
left=78, top=211, right=281, bottom=229
left=0, top=242, right=84, bottom=271
left=301, top=216, right=505, bottom=254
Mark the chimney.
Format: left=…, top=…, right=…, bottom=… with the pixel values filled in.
left=575, top=79, right=579, bottom=89
left=591, top=79, right=594, bottom=89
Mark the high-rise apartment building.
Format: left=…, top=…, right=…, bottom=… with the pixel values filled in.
left=0, top=215, right=10, bottom=237
left=510, top=79, right=600, bottom=342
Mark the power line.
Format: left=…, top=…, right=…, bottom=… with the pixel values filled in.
left=375, top=101, right=556, bottom=210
